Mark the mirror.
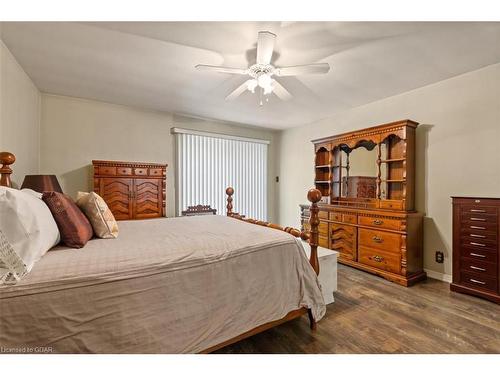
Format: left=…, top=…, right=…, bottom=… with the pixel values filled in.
left=338, top=141, right=378, bottom=199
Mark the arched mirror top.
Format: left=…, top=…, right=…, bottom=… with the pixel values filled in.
left=336, top=139, right=378, bottom=153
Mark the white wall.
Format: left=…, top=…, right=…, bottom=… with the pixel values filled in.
left=278, top=62, right=500, bottom=277
left=0, top=39, right=41, bottom=186
left=39, top=94, right=280, bottom=221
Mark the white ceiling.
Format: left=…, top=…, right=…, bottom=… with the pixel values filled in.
left=2, top=22, right=500, bottom=129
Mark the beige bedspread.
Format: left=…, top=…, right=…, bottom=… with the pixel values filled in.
left=0, top=215, right=325, bottom=353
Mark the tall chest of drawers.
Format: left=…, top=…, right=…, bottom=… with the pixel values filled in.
left=451, top=197, right=500, bottom=303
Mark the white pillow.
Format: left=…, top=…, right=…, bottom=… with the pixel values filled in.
left=0, top=186, right=60, bottom=284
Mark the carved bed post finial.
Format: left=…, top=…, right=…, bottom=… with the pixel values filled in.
left=307, top=188, right=322, bottom=276
left=0, top=152, right=15, bottom=188
left=226, top=186, right=234, bottom=216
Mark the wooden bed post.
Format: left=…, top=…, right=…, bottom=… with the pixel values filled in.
left=225, top=186, right=234, bottom=216
left=307, top=188, right=321, bottom=276
left=0, top=152, right=15, bottom=188
left=225, top=186, right=322, bottom=275
left=306, top=188, right=321, bottom=331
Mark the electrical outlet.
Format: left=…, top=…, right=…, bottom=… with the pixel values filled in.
left=275, top=176, right=279, bottom=183
left=435, top=251, right=444, bottom=263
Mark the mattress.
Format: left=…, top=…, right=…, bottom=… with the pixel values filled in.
left=0, top=215, right=325, bottom=353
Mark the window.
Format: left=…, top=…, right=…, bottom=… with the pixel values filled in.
left=173, top=128, right=268, bottom=220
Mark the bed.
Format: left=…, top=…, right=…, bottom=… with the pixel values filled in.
left=0, top=151, right=325, bottom=353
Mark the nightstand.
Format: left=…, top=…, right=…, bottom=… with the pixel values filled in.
left=301, top=241, right=338, bottom=304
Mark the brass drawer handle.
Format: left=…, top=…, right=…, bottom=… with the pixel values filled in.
left=470, top=234, right=486, bottom=238
left=372, top=255, right=384, bottom=262
left=470, top=225, right=486, bottom=230
left=469, top=278, right=486, bottom=285
left=373, top=219, right=383, bottom=225
left=470, top=217, right=486, bottom=221
left=470, top=252, right=486, bottom=258
left=470, top=242, right=486, bottom=247
left=372, top=236, right=383, bottom=243
left=469, top=265, right=486, bottom=272
left=470, top=209, right=486, bottom=213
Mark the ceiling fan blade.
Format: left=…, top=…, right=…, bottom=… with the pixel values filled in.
left=256, top=31, right=276, bottom=65
left=225, top=80, right=252, bottom=101
left=275, top=63, right=330, bottom=77
left=195, top=64, right=248, bottom=75
left=272, top=80, right=292, bottom=101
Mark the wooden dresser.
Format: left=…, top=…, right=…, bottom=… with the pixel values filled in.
left=93, top=160, right=167, bottom=220
left=451, top=197, right=500, bottom=303
left=300, top=120, right=425, bottom=286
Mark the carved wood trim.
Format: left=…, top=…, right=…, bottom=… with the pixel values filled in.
left=92, top=160, right=168, bottom=169
left=182, top=204, right=217, bottom=216
left=400, top=233, right=408, bottom=276
left=311, top=119, right=417, bottom=146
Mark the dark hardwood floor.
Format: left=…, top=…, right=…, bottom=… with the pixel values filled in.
left=215, top=264, right=500, bottom=354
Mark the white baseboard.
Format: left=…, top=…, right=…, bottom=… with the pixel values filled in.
left=425, top=268, right=452, bottom=283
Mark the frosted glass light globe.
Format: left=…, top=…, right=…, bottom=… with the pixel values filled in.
left=246, top=79, right=258, bottom=93
left=257, top=74, right=272, bottom=88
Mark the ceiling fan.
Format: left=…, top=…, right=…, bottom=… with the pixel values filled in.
left=195, top=31, right=330, bottom=104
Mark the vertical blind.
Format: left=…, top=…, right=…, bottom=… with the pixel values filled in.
left=174, top=129, right=268, bottom=220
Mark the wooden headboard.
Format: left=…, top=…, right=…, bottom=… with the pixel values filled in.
left=0, top=152, right=15, bottom=187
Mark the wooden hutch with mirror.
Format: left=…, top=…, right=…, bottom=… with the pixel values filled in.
left=301, top=119, right=425, bottom=286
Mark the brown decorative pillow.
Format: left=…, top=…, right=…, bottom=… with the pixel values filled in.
left=76, top=192, right=119, bottom=239
left=42, top=192, right=93, bottom=248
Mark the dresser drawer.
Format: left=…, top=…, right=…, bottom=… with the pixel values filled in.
left=330, top=211, right=342, bottom=221
left=461, top=257, right=498, bottom=278
left=134, top=168, right=148, bottom=176
left=460, top=221, right=498, bottom=233
left=358, top=216, right=403, bottom=231
left=303, top=221, right=329, bottom=236
left=98, top=166, right=116, bottom=175
left=116, top=167, right=132, bottom=176
left=331, top=224, right=356, bottom=261
left=149, top=168, right=163, bottom=177
left=461, top=228, right=497, bottom=243
left=318, top=221, right=329, bottom=236
left=461, top=240, right=497, bottom=252
left=461, top=205, right=498, bottom=216
left=461, top=212, right=497, bottom=224
left=461, top=247, right=498, bottom=263
left=343, top=214, right=357, bottom=224
left=460, top=234, right=497, bottom=248
left=358, top=228, right=401, bottom=252
left=359, top=246, right=401, bottom=274
left=380, top=200, right=403, bottom=210
left=318, top=210, right=329, bottom=219
left=460, top=271, right=498, bottom=293
left=319, top=235, right=329, bottom=249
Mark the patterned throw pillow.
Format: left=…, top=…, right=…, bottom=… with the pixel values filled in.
left=76, top=192, right=119, bottom=239
left=42, top=192, right=93, bottom=248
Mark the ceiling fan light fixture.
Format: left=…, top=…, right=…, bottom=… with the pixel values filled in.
left=257, top=74, right=272, bottom=89
left=247, top=79, right=258, bottom=93
left=263, top=80, right=274, bottom=95
left=197, top=31, right=330, bottom=103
